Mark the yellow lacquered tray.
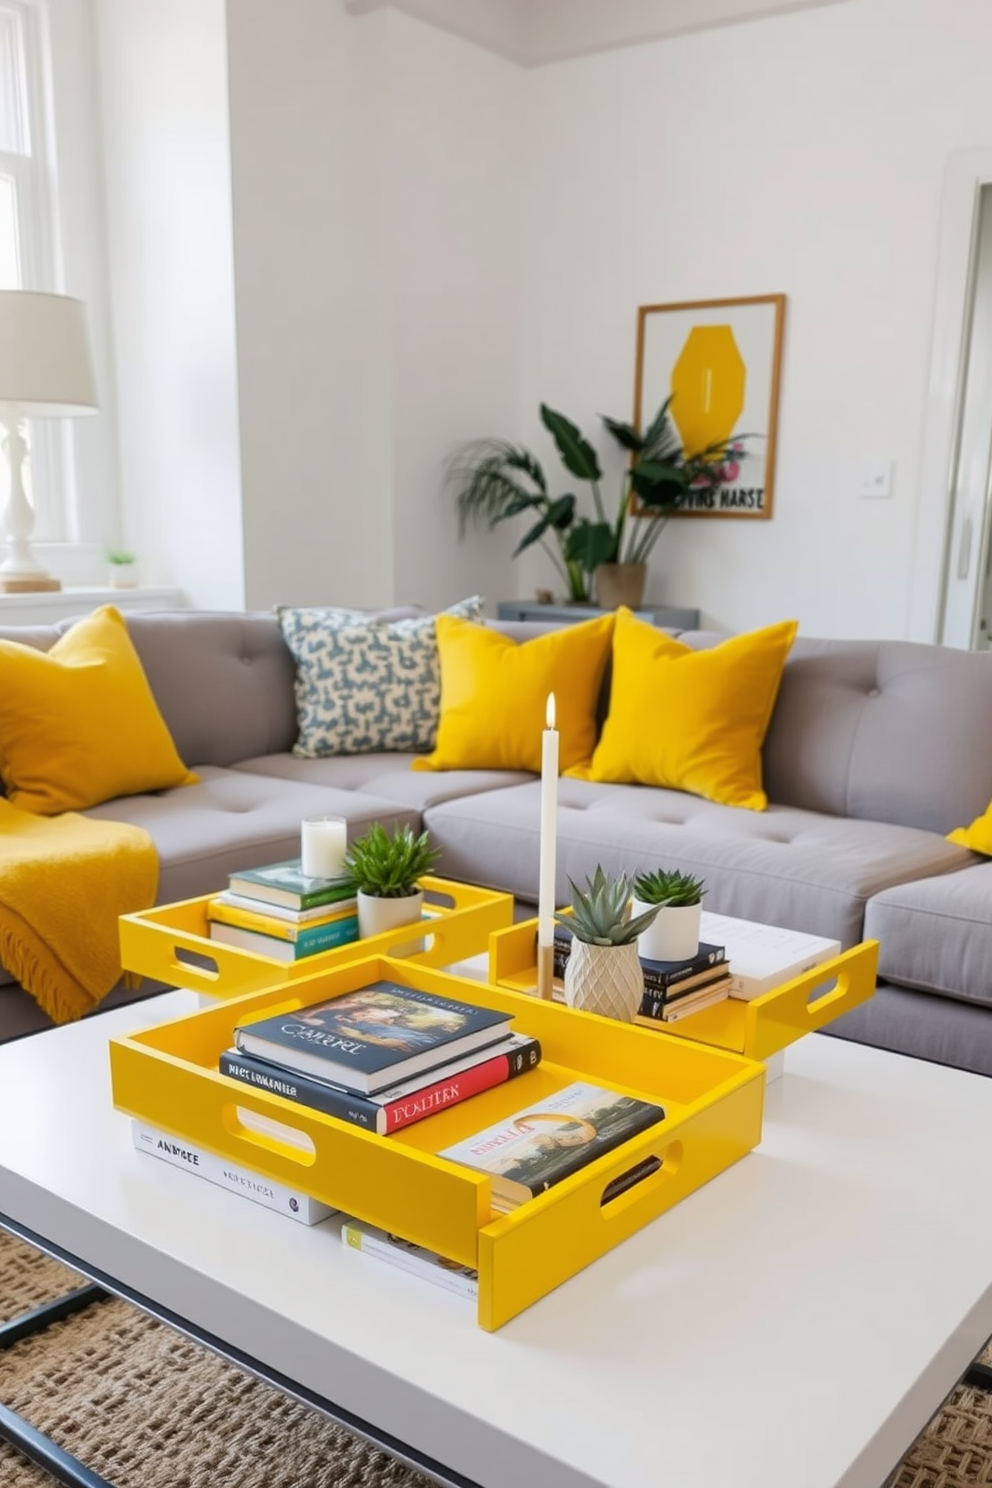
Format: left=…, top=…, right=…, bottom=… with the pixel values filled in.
left=488, top=916, right=879, bottom=1062
left=109, top=955, right=765, bottom=1331
left=119, top=876, right=513, bottom=1001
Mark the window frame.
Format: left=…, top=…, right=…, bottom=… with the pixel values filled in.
left=0, top=0, right=68, bottom=542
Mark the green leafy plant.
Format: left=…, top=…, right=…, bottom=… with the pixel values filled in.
left=447, top=399, right=745, bottom=601
left=107, top=549, right=136, bottom=565
left=632, top=867, right=706, bottom=908
left=343, top=822, right=441, bottom=899
left=555, top=865, right=662, bottom=946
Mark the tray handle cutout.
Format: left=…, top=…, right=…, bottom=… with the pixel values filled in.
left=599, top=1140, right=682, bottom=1221
left=222, top=1102, right=317, bottom=1164
left=172, top=946, right=221, bottom=981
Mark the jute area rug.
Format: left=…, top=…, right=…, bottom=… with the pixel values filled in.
left=2, top=1229, right=991, bottom=1488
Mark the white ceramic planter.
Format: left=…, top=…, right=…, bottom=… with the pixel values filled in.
left=108, top=562, right=138, bottom=589
left=632, top=898, right=701, bottom=963
left=563, top=939, right=644, bottom=1023
left=357, top=889, right=424, bottom=953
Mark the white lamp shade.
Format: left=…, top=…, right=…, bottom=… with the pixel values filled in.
left=0, top=291, right=98, bottom=415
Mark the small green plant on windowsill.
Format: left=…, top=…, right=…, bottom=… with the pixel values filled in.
left=107, top=550, right=137, bottom=567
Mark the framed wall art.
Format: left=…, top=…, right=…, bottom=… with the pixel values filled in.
left=634, top=293, right=786, bottom=520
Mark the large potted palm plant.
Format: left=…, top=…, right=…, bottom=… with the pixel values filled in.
left=447, top=399, right=744, bottom=609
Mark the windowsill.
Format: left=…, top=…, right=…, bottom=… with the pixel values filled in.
left=0, top=586, right=188, bottom=624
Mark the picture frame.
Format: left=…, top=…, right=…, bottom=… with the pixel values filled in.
left=633, top=293, right=786, bottom=520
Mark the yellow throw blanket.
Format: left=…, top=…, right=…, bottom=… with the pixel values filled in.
left=0, top=800, right=158, bottom=1025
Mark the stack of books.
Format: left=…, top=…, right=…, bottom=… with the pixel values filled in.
left=224, top=979, right=542, bottom=1135
left=552, top=926, right=732, bottom=1024
left=206, top=857, right=360, bottom=963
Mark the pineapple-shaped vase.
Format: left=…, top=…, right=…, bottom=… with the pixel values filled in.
left=564, top=939, right=645, bottom=1023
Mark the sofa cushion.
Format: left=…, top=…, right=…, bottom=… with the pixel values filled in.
left=423, top=779, right=972, bottom=947
left=277, top=597, right=484, bottom=758
left=0, top=605, right=197, bottom=814
left=572, top=611, right=797, bottom=810
left=92, top=610, right=302, bottom=769
left=863, top=861, right=992, bottom=1009
left=759, top=635, right=992, bottom=834
left=82, top=766, right=422, bottom=904
left=233, top=752, right=535, bottom=812
left=413, top=613, right=614, bottom=773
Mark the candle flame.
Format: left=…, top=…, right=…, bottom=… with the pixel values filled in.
left=546, top=692, right=556, bottom=729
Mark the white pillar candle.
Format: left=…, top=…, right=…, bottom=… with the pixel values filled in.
left=301, top=816, right=348, bottom=879
left=537, top=692, right=559, bottom=1000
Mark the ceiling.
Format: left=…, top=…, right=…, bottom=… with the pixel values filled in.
left=344, top=0, right=855, bottom=67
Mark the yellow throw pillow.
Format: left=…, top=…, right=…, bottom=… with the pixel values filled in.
left=0, top=604, right=198, bottom=814
left=569, top=608, right=798, bottom=810
left=947, top=811, right=992, bottom=855
left=412, top=613, right=615, bottom=773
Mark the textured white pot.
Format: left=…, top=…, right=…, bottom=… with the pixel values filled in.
left=632, top=898, right=702, bottom=962
left=357, top=889, right=423, bottom=942
left=563, top=940, right=644, bottom=1023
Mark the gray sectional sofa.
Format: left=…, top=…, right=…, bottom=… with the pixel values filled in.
left=2, top=608, right=992, bottom=1077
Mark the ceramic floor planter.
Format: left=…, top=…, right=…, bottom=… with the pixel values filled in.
left=563, top=940, right=644, bottom=1023
left=632, top=898, right=702, bottom=962
left=595, top=562, right=647, bottom=611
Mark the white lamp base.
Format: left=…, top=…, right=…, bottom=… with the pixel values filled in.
left=1, top=412, right=60, bottom=591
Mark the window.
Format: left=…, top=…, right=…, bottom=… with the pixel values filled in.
left=0, top=1, right=64, bottom=540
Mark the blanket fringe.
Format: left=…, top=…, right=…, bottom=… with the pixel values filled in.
left=0, top=914, right=98, bottom=1025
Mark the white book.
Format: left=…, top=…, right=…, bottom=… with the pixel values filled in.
left=341, top=1217, right=478, bottom=1300
left=130, top=1120, right=336, bottom=1226
left=699, top=911, right=841, bottom=1002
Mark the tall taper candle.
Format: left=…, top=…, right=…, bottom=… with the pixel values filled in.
left=537, top=691, right=559, bottom=1001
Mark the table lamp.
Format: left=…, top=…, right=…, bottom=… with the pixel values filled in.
left=0, top=290, right=98, bottom=592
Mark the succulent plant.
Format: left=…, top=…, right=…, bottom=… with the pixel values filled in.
left=632, top=867, right=706, bottom=908
left=555, top=865, right=662, bottom=946
left=343, top=822, right=441, bottom=899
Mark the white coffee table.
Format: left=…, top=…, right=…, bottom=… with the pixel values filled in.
left=1, top=991, right=992, bottom=1488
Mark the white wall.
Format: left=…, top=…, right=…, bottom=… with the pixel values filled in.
left=514, top=0, right=992, bottom=637
left=95, top=0, right=243, bottom=609
left=225, top=2, right=521, bottom=611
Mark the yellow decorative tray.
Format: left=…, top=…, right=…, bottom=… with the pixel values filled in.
left=119, top=876, right=513, bottom=1001
left=109, top=955, right=766, bottom=1330
left=488, top=915, right=879, bottom=1062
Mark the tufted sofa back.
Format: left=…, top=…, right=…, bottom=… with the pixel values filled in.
left=735, top=634, right=992, bottom=834
left=2, top=609, right=991, bottom=836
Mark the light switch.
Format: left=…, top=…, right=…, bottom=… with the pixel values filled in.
left=858, top=460, right=893, bottom=498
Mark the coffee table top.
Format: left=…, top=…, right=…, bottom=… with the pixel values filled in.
left=1, top=991, right=991, bottom=1488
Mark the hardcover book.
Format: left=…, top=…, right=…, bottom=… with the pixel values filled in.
left=207, top=895, right=358, bottom=938
left=209, top=914, right=359, bottom=962
left=637, top=978, right=732, bottom=1026
left=341, top=1218, right=478, bottom=1300
left=698, top=911, right=841, bottom=1001
left=219, top=1031, right=542, bottom=1135
left=130, top=1121, right=336, bottom=1225
left=227, top=858, right=357, bottom=911
left=638, top=969, right=732, bottom=1021
left=437, top=1080, right=665, bottom=1211
left=552, top=925, right=726, bottom=992
left=213, top=890, right=352, bottom=925
left=234, top=981, right=513, bottom=1095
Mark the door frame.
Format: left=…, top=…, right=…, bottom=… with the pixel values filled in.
left=910, top=148, right=992, bottom=645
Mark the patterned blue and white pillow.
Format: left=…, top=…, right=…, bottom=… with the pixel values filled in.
left=277, top=597, right=484, bottom=757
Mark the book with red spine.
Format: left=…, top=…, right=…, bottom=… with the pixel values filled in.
left=218, top=1031, right=542, bottom=1135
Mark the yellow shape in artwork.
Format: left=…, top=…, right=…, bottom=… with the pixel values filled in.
left=670, top=325, right=745, bottom=455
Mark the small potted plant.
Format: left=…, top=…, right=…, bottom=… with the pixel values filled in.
left=554, top=866, right=661, bottom=1022
left=631, top=868, right=706, bottom=963
left=107, top=550, right=138, bottom=588
left=343, top=822, right=441, bottom=941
